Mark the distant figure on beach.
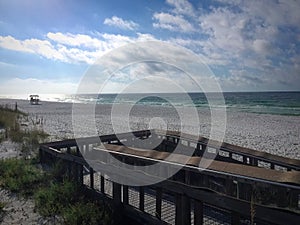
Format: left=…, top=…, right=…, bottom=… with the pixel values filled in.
left=29, top=95, right=40, bottom=105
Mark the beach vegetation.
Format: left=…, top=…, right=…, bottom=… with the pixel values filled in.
left=0, top=158, right=46, bottom=196
left=35, top=181, right=116, bottom=225
left=0, top=104, right=49, bottom=157
left=0, top=104, right=120, bottom=224
left=0, top=157, right=118, bottom=224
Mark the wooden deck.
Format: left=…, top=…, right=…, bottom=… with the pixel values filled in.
left=39, top=129, right=300, bottom=225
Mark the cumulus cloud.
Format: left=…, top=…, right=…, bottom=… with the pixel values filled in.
left=153, top=12, right=195, bottom=32
left=166, top=0, right=195, bottom=16
left=0, top=32, right=156, bottom=65
left=103, top=16, right=138, bottom=30
left=1, top=1, right=299, bottom=92
left=0, top=36, right=65, bottom=61
left=46, top=32, right=103, bottom=48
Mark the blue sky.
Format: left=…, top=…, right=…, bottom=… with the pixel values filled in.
left=0, top=0, right=299, bottom=95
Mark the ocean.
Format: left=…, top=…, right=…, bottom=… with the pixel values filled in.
left=50, top=91, right=300, bottom=116
left=1, top=92, right=300, bottom=116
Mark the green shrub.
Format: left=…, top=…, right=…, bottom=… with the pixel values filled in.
left=0, top=158, right=46, bottom=196
left=63, top=201, right=111, bottom=225
left=0, top=105, right=48, bottom=151
left=35, top=181, right=117, bottom=225
left=34, top=181, right=81, bottom=217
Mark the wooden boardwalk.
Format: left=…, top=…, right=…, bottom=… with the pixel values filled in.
left=83, top=173, right=233, bottom=225
left=39, top=129, right=300, bottom=225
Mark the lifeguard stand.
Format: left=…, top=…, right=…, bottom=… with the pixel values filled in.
left=29, top=95, right=40, bottom=105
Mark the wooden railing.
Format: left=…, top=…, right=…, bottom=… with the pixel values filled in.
left=39, top=130, right=300, bottom=225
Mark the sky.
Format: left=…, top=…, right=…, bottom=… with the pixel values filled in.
left=0, top=0, right=299, bottom=96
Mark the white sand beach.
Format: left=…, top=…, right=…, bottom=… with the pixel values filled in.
left=1, top=98, right=298, bottom=225
left=1, top=98, right=299, bottom=160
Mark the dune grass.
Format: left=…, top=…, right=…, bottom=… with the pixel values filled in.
left=0, top=105, right=49, bottom=157
left=0, top=105, right=118, bottom=224
left=0, top=158, right=47, bottom=196
left=35, top=181, right=116, bottom=225
left=0, top=157, right=118, bottom=225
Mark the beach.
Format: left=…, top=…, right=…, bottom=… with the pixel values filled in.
left=0, top=98, right=299, bottom=224
left=0, top=98, right=299, bottom=160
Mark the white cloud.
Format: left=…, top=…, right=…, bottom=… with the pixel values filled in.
left=47, top=32, right=103, bottom=48
left=103, top=16, right=138, bottom=30
left=199, top=8, right=248, bottom=55
left=252, top=39, right=272, bottom=55
left=166, top=0, right=195, bottom=17
left=0, top=35, right=66, bottom=61
left=153, top=12, right=195, bottom=32
left=0, top=32, right=156, bottom=65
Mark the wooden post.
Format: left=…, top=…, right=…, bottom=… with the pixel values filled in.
left=76, top=146, right=80, bottom=156
left=139, top=186, right=145, bottom=211
left=175, top=194, right=191, bottom=225
left=67, top=147, right=71, bottom=179
left=277, top=187, right=288, bottom=207
left=79, top=165, right=83, bottom=186
left=74, top=162, right=79, bottom=184
left=194, top=200, right=203, bottom=225
left=231, top=211, right=240, bottom=225
left=185, top=170, right=190, bottom=185
left=90, top=167, right=94, bottom=189
left=226, top=179, right=234, bottom=196
left=270, top=163, right=275, bottom=170
left=288, top=190, right=299, bottom=209
left=250, top=158, right=258, bottom=166
left=100, top=175, right=105, bottom=194
left=113, top=182, right=122, bottom=204
left=155, top=187, right=162, bottom=219
left=123, top=185, right=129, bottom=204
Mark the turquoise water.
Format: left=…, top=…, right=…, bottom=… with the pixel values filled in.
left=60, top=92, right=300, bottom=116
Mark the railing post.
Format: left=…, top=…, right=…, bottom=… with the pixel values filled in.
left=123, top=185, right=129, bottom=204
left=231, top=211, right=240, bottom=225
left=175, top=194, right=191, bottom=225
left=76, top=146, right=80, bottom=156
left=100, top=175, right=105, bottom=194
left=90, top=167, right=94, bottom=189
left=288, top=190, right=299, bottom=209
left=185, top=170, right=190, bottom=184
left=113, top=182, right=122, bottom=204
left=79, top=165, right=83, bottom=185
left=67, top=147, right=71, bottom=179
left=194, top=200, right=203, bottom=225
left=278, top=187, right=288, bottom=207
left=156, top=187, right=162, bottom=219
left=139, top=186, right=145, bottom=211
left=270, top=163, right=275, bottom=170
left=250, top=158, right=258, bottom=166
left=73, top=162, right=79, bottom=183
